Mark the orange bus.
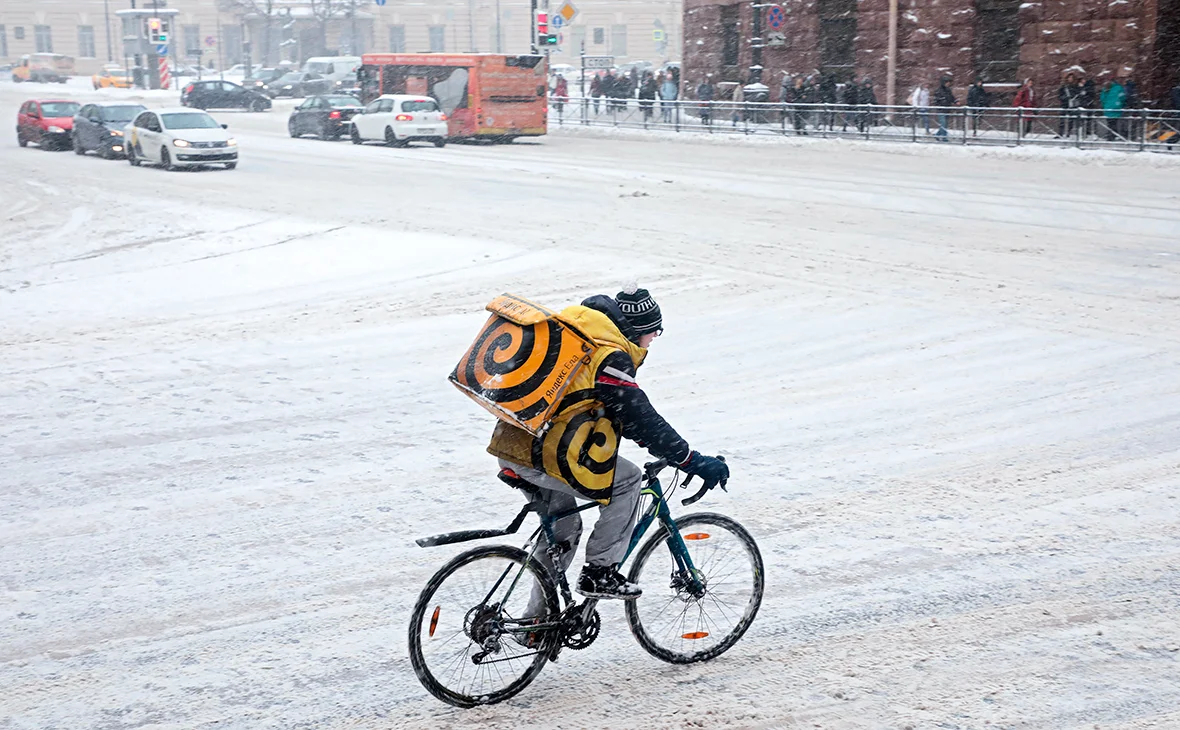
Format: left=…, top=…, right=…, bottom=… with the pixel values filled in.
left=358, top=53, right=548, bottom=142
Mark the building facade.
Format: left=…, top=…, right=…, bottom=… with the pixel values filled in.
left=682, top=0, right=1180, bottom=106
left=0, top=0, right=682, bottom=76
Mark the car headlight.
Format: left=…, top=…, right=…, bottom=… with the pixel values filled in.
left=172, top=139, right=191, bottom=147
left=109, top=129, right=123, bottom=137
left=226, top=138, right=237, bottom=147
left=48, top=125, right=65, bottom=133
left=283, top=85, right=292, bottom=89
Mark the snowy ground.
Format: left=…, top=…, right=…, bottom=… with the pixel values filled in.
left=2, top=81, right=1180, bottom=730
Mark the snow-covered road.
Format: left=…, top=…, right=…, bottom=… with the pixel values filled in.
left=2, top=83, right=1180, bottom=730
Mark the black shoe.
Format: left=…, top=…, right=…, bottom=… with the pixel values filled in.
left=577, top=565, right=642, bottom=600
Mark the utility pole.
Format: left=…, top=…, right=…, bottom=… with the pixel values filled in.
left=749, top=2, right=766, bottom=85
left=530, top=0, right=538, bottom=53
left=495, top=0, right=502, bottom=52
left=103, top=0, right=114, bottom=62
left=350, top=0, right=358, bottom=54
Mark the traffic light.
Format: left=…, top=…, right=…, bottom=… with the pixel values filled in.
left=540, top=34, right=559, bottom=46
left=147, top=17, right=169, bottom=44
left=536, top=11, right=548, bottom=36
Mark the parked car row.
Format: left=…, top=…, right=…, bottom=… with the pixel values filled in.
left=287, top=93, right=448, bottom=148
left=16, top=97, right=238, bottom=170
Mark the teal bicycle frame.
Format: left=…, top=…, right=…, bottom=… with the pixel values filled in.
left=528, top=467, right=706, bottom=608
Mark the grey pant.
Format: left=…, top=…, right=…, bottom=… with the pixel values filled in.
left=498, top=457, right=644, bottom=615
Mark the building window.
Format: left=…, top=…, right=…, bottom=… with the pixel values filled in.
left=183, top=25, right=200, bottom=59
left=570, top=25, right=586, bottom=53
left=389, top=25, right=405, bottom=52
left=0, top=26, right=7, bottom=58
left=975, top=0, right=1021, bottom=83
left=222, top=25, right=242, bottom=65
left=428, top=25, right=445, bottom=52
left=593, top=27, right=604, bottom=45
left=14, top=26, right=25, bottom=41
left=77, top=26, right=96, bottom=57
left=610, top=24, right=626, bottom=56
left=34, top=25, right=53, bottom=53
left=720, top=5, right=740, bottom=67
left=818, top=0, right=857, bottom=81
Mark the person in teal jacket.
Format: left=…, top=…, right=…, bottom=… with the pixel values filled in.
left=1101, top=79, right=1126, bottom=141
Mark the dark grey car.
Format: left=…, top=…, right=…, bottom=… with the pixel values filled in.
left=71, top=102, right=146, bottom=158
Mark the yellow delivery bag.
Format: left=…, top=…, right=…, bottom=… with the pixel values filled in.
left=450, top=294, right=595, bottom=437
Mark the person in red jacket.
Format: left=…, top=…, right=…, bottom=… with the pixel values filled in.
left=553, top=74, right=569, bottom=116
left=1013, top=78, right=1036, bottom=136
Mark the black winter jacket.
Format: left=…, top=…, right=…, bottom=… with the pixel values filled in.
left=580, top=295, right=691, bottom=465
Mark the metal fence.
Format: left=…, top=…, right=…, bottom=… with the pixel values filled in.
left=547, top=96, right=1180, bottom=153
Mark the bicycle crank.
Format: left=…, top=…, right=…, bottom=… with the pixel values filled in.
left=563, top=608, right=601, bottom=650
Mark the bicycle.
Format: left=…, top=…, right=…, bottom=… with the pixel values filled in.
left=408, top=458, right=765, bottom=707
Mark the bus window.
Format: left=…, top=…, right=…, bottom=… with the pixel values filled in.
left=380, top=65, right=469, bottom=116
left=358, top=65, right=379, bottom=102
left=431, top=69, right=469, bottom=116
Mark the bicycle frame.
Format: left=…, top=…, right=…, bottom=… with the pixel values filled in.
left=519, top=471, right=705, bottom=614
left=414, top=461, right=709, bottom=654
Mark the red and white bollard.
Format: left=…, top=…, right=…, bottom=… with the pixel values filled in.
left=158, top=57, right=171, bottom=90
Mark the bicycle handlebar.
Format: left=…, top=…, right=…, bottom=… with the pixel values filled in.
left=642, top=455, right=727, bottom=506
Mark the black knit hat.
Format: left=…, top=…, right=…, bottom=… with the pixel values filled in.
left=615, top=286, right=663, bottom=335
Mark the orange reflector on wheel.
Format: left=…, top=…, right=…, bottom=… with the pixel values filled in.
left=429, top=606, right=441, bottom=637
left=684, top=533, right=711, bottom=541
left=682, top=631, right=709, bottom=640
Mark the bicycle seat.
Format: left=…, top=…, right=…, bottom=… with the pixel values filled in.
left=497, top=467, right=540, bottom=495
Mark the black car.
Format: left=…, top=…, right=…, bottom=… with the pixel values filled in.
left=265, top=72, right=332, bottom=98
left=180, top=80, right=272, bottom=112
left=242, top=68, right=286, bottom=95
left=71, top=102, right=146, bottom=158
left=288, top=95, right=364, bottom=139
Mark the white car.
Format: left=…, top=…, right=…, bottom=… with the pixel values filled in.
left=350, top=94, right=448, bottom=148
left=124, top=107, right=238, bottom=170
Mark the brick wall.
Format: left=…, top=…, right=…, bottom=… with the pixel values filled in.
left=683, top=0, right=1172, bottom=105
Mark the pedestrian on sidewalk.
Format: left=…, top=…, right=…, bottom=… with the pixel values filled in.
left=932, top=75, right=956, bottom=141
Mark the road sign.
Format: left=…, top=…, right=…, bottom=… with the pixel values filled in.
left=375, top=0, right=386, bottom=5
left=557, top=1, right=578, bottom=24
left=205, top=35, right=216, bottom=47
left=155, top=43, right=168, bottom=56
left=551, top=15, right=564, bottom=29
left=767, top=31, right=786, bottom=47
left=652, top=29, right=665, bottom=42
left=767, top=6, right=786, bottom=31
left=582, top=55, right=613, bottom=69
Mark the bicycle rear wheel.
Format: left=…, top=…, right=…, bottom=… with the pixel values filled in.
left=408, top=545, right=560, bottom=707
left=625, top=513, right=764, bottom=664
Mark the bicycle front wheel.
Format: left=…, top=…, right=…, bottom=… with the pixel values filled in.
left=625, top=513, right=764, bottom=664
left=408, top=545, right=560, bottom=707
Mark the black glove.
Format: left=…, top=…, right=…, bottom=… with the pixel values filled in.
left=681, top=451, right=729, bottom=491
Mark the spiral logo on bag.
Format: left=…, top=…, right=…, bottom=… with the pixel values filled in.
left=456, top=318, right=569, bottom=422
left=551, top=409, right=619, bottom=498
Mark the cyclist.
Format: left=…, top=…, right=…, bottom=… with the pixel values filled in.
left=489, top=286, right=730, bottom=604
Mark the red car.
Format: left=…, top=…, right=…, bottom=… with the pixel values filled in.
left=16, top=99, right=81, bottom=150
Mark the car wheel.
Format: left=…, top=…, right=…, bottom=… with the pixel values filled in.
left=351, top=126, right=363, bottom=145
left=384, top=126, right=402, bottom=147
left=127, top=146, right=140, bottom=166
left=251, top=99, right=266, bottom=112
left=224, top=162, right=237, bottom=170
left=17, top=128, right=28, bottom=147
left=288, top=119, right=300, bottom=138
left=434, top=137, right=447, bottom=148
left=318, top=124, right=330, bottom=141
left=73, top=133, right=86, bottom=155
left=160, top=147, right=174, bottom=171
